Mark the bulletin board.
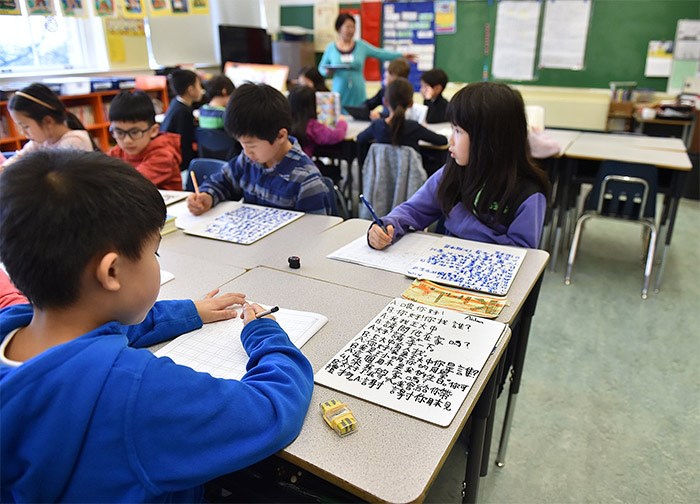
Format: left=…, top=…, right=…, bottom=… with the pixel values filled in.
left=281, top=0, right=700, bottom=92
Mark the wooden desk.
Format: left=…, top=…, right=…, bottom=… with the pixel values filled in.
left=161, top=213, right=342, bottom=270
left=214, top=266, right=511, bottom=503
left=258, top=218, right=550, bottom=488
left=550, top=134, right=692, bottom=290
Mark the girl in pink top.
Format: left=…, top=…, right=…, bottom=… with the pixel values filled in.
left=288, top=85, right=348, bottom=158
left=1, top=83, right=95, bottom=170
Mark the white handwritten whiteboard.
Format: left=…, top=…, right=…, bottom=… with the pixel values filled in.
left=315, top=299, right=506, bottom=426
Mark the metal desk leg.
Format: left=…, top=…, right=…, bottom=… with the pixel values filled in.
left=480, top=357, right=506, bottom=477
left=463, top=362, right=500, bottom=504
left=495, top=277, right=544, bottom=468
left=654, top=171, right=687, bottom=292
left=550, top=158, right=574, bottom=271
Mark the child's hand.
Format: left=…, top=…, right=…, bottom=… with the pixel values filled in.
left=193, top=288, right=246, bottom=324
left=369, top=110, right=381, bottom=120
left=187, top=192, right=213, bottom=215
left=240, top=302, right=276, bottom=326
left=368, top=223, right=394, bottom=250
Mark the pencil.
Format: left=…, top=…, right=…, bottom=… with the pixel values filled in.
left=190, top=171, right=200, bottom=196
left=255, top=306, right=280, bottom=319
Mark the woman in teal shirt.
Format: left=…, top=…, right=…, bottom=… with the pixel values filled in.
left=319, top=13, right=415, bottom=110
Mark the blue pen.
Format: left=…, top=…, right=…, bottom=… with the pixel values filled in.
left=359, top=194, right=389, bottom=234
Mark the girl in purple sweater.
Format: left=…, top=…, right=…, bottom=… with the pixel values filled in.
left=368, top=82, right=550, bottom=250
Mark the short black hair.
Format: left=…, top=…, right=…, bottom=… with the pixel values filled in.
left=421, top=69, right=449, bottom=90
left=335, top=13, right=355, bottom=32
left=168, top=69, right=199, bottom=96
left=224, top=83, right=292, bottom=143
left=108, top=91, right=156, bottom=125
left=0, top=150, right=166, bottom=309
left=204, top=75, right=235, bottom=99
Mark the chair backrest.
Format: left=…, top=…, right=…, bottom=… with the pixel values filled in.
left=360, top=144, right=427, bottom=219
left=194, top=127, right=241, bottom=161
left=320, top=176, right=349, bottom=219
left=185, top=158, right=227, bottom=192
left=586, top=160, right=658, bottom=220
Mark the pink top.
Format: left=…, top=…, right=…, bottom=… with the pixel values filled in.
left=0, top=270, right=28, bottom=309
left=302, top=118, right=348, bottom=157
left=2, top=129, right=94, bottom=168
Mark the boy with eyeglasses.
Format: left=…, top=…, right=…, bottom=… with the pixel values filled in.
left=107, top=91, right=183, bottom=190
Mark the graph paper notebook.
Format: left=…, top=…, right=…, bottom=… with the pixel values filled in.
left=155, top=307, right=327, bottom=380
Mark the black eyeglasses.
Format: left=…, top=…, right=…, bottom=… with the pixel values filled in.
left=109, top=126, right=152, bottom=140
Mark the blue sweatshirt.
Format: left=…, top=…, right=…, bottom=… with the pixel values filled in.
left=0, top=300, right=314, bottom=502
left=380, top=167, right=546, bottom=248
left=200, top=137, right=333, bottom=215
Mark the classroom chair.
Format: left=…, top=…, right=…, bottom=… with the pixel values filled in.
left=359, top=144, right=427, bottom=220
left=321, top=176, right=349, bottom=220
left=185, top=158, right=227, bottom=192
left=194, top=127, right=241, bottom=161
left=565, top=160, right=658, bottom=299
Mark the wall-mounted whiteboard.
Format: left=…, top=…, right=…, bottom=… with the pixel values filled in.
left=148, top=14, right=217, bottom=66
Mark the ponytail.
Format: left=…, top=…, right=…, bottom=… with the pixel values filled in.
left=389, top=105, right=406, bottom=146
left=385, top=77, right=414, bottom=147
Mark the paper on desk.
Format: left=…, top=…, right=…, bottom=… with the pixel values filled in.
left=327, top=233, right=440, bottom=274
left=158, top=190, right=189, bottom=206
left=160, top=270, right=174, bottom=286
left=155, top=307, right=327, bottom=380
left=174, top=200, right=243, bottom=230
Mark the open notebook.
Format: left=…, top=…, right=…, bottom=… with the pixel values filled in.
left=155, top=307, right=327, bottom=380
left=328, top=233, right=526, bottom=296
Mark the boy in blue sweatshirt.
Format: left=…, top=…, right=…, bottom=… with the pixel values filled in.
left=187, top=83, right=333, bottom=216
left=0, top=150, right=314, bottom=502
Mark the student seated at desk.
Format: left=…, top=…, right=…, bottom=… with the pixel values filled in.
left=107, top=91, right=183, bottom=190
left=368, top=82, right=550, bottom=250
left=199, top=75, right=235, bottom=130
left=0, top=150, right=314, bottom=502
left=357, top=77, right=448, bottom=168
left=161, top=69, right=205, bottom=172
left=366, top=58, right=410, bottom=120
left=1, top=83, right=95, bottom=170
left=187, top=83, right=334, bottom=216
left=297, top=66, right=329, bottom=92
left=420, top=68, right=449, bottom=124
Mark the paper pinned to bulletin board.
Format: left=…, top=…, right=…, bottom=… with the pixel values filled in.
left=105, top=17, right=148, bottom=68
left=645, top=41, right=674, bottom=78
left=314, top=0, right=339, bottom=52
left=122, top=0, right=146, bottom=19
left=95, top=0, right=116, bottom=17
left=27, top=0, right=56, bottom=15
left=0, top=0, right=21, bottom=15
left=435, top=0, right=456, bottom=35
left=171, top=0, right=189, bottom=14
left=60, top=0, right=89, bottom=18
left=190, top=0, right=208, bottom=15
left=492, top=0, right=541, bottom=81
left=147, top=0, right=171, bottom=17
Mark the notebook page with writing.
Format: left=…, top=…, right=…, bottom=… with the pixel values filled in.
left=174, top=200, right=243, bottom=230
left=155, top=307, right=327, bottom=380
left=406, top=240, right=526, bottom=296
left=184, top=205, right=304, bottom=245
left=327, top=233, right=441, bottom=274
left=158, top=190, right=189, bottom=206
left=315, top=298, right=506, bottom=426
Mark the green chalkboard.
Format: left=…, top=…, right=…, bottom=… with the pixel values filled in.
left=281, top=0, right=699, bottom=91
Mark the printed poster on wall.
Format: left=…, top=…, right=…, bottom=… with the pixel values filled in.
left=383, top=1, right=436, bottom=90
left=314, top=0, right=339, bottom=52
left=492, top=0, right=540, bottom=81
left=95, top=0, right=116, bottom=17
left=645, top=41, right=673, bottom=77
left=0, top=0, right=21, bottom=15
left=27, top=0, right=56, bottom=16
left=171, top=0, right=188, bottom=14
left=60, top=0, right=88, bottom=17
left=435, top=0, right=456, bottom=35
left=539, top=0, right=591, bottom=70
left=121, top=0, right=146, bottom=19
left=190, top=0, right=208, bottom=15
left=147, top=0, right=171, bottom=17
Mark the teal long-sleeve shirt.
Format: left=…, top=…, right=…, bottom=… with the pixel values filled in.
left=319, top=40, right=402, bottom=109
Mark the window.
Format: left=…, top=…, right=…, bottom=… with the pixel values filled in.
left=0, top=2, right=107, bottom=76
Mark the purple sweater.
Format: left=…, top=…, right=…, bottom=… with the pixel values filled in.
left=380, top=167, right=546, bottom=248
left=302, top=119, right=348, bottom=157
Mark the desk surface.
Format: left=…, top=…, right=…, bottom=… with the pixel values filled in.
left=216, top=266, right=511, bottom=503
left=259, top=218, right=550, bottom=327
left=565, top=134, right=691, bottom=170
left=575, top=132, right=688, bottom=152
left=544, top=128, right=581, bottom=157
left=161, top=213, right=342, bottom=269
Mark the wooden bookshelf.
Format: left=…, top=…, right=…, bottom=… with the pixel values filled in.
left=0, top=83, right=169, bottom=153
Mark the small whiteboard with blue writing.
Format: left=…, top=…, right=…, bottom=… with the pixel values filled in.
left=184, top=204, right=304, bottom=245
left=315, top=298, right=506, bottom=426
left=407, top=242, right=526, bottom=296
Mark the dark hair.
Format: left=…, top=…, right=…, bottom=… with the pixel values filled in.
left=288, top=86, right=317, bottom=146
left=108, top=91, right=156, bottom=125
left=9, top=83, right=88, bottom=132
left=385, top=77, right=414, bottom=146
left=204, top=74, right=235, bottom=99
left=224, top=83, right=292, bottom=143
left=437, top=82, right=550, bottom=228
left=421, top=69, right=448, bottom=90
left=335, top=13, right=355, bottom=32
left=298, top=66, right=329, bottom=92
left=168, top=69, right=199, bottom=96
left=387, top=59, right=410, bottom=79
left=0, top=150, right=166, bottom=309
